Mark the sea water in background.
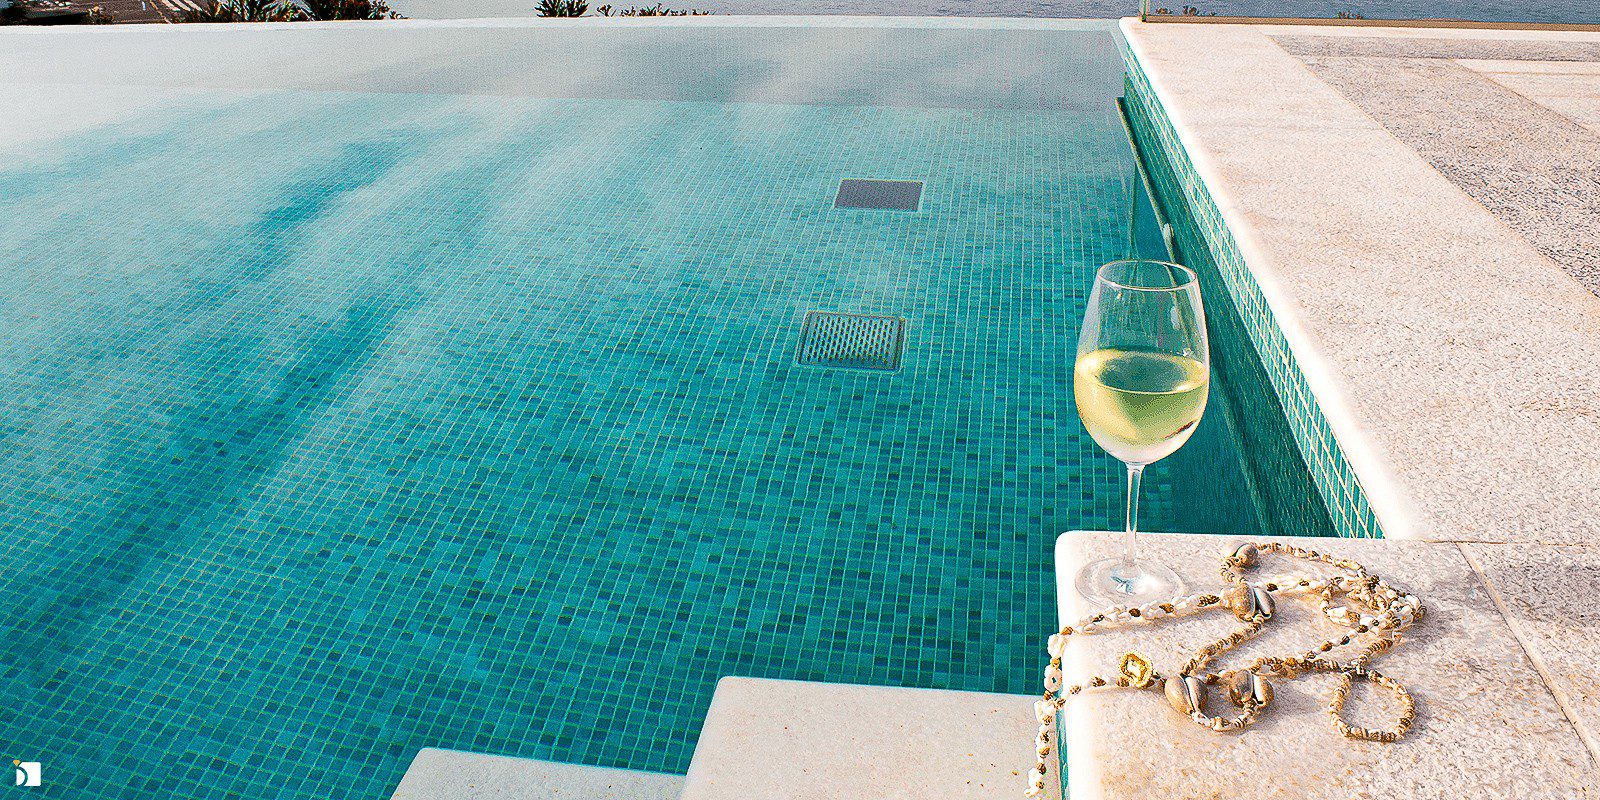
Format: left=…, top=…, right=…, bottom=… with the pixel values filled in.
left=388, top=0, right=1596, bottom=24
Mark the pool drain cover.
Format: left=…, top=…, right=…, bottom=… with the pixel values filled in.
left=797, top=311, right=906, bottom=371
left=834, top=179, right=923, bottom=211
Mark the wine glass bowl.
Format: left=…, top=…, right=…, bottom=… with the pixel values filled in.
left=1073, top=259, right=1208, bottom=605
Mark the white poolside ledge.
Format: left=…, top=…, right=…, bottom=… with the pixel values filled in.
left=681, top=677, right=1060, bottom=800
left=390, top=748, right=684, bottom=799
left=1121, top=19, right=1600, bottom=547
left=1104, top=22, right=1600, bottom=793
left=1055, top=531, right=1600, bottom=799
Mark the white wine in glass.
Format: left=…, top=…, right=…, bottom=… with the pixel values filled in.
left=1073, top=260, right=1209, bottom=605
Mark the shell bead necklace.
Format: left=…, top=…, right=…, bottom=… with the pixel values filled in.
left=1024, top=541, right=1423, bottom=797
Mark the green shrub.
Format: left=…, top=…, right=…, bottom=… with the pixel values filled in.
left=179, top=0, right=301, bottom=21
left=595, top=2, right=706, bottom=14
left=535, top=0, right=586, bottom=16
left=299, top=0, right=399, bottom=19
left=178, top=0, right=403, bottom=21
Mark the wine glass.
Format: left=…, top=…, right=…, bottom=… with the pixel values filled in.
left=1073, top=259, right=1208, bottom=605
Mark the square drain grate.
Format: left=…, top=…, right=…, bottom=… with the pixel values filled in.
left=797, top=311, right=906, bottom=372
left=834, top=179, right=923, bottom=211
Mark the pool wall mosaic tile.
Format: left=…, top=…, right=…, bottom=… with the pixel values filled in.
left=1121, top=47, right=1385, bottom=541
left=0, top=23, right=1345, bottom=800
left=0, top=79, right=1275, bottom=800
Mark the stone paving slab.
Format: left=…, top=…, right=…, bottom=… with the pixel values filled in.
left=1054, top=531, right=1600, bottom=799
left=1273, top=34, right=1600, bottom=61
left=1460, top=60, right=1600, bottom=135
left=1122, top=19, right=1600, bottom=545
left=680, top=677, right=1061, bottom=800
left=390, top=749, right=684, bottom=800
left=1296, top=53, right=1600, bottom=294
left=1462, top=542, right=1600, bottom=762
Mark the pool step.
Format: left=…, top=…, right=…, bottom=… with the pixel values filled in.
left=680, top=677, right=1058, bottom=800
left=390, top=748, right=685, bottom=800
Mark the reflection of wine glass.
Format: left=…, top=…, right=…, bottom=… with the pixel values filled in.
left=1073, top=259, right=1208, bottom=605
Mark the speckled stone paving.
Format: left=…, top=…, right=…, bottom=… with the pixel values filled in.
left=1273, top=35, right=1600, bottom=62
left=1285, top=47, right=1600, bottom=296
left=1120, top=19, right=1600, bottom=546
left=1463, top=542, right=1600, bottom=762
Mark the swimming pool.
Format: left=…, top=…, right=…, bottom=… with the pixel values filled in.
left=0, top=19, right=1331, bottom=799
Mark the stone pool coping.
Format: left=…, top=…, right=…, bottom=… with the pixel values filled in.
left=1056, top=531, right=1600, bottom=799
left=1122, top=19, right=1600, bottom=546
left=390, top=749, right=685, bottom=799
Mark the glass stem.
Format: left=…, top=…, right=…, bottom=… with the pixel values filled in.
left=1122, top=463, right=1144, bottom=569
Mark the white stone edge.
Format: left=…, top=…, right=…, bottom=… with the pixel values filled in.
left=0, top=15, right=1118, bottom=33
left=1118, top=17, right=1424, bottom=541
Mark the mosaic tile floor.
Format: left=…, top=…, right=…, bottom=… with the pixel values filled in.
left=0, top=85, right=1292, bottom=799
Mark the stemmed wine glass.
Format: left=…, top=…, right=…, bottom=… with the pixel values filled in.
left=1073, top=259, right=1209, bottom=605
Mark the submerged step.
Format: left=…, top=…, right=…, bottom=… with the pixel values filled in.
left=390, top=748, right=684, bottom=800
left=681, top=677, right=1057, bottom=800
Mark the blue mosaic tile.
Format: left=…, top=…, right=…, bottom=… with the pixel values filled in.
left=1121, top=47, right=1385, bottom=541
left=0, top=79, right=1323, bottom=800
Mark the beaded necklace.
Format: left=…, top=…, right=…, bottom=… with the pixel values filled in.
left=1025, top=541, right=1424, bottom=797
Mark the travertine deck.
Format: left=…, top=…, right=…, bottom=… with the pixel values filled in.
left=1123, top=20, right=1600, bottom=546
left=1087, top=21, right=1600, bottom=797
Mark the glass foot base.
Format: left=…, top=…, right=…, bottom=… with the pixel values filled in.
left=1074, top=557, right=1184, bottom=606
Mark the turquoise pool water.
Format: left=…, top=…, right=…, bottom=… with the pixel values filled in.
left=0, top=22, right=1329, bottom=799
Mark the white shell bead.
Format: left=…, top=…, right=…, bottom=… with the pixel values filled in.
left=1035, top=700, right=1056, bottom=723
